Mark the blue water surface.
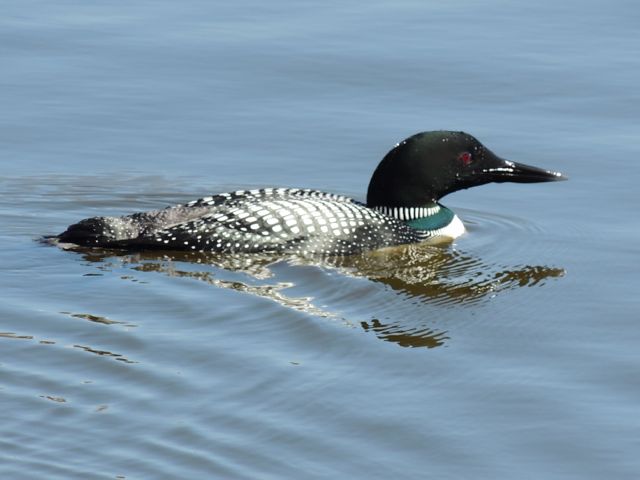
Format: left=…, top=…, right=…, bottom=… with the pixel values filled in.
left=1, top=1, right=639, bottom=479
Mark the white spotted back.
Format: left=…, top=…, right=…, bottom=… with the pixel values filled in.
left=145, top=188, right=421, bottom=255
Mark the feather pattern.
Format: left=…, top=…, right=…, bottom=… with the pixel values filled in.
left=59, top=188, right=451, bottom=255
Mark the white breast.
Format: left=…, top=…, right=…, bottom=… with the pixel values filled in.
left=426, top=214, right=466, bottom=243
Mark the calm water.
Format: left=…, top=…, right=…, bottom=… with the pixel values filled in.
left=2, top=1, right=640, bottom=478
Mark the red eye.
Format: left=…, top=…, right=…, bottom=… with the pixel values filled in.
left=459, top=152, right=472, bottom=165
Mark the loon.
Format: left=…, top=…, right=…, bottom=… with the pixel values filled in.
left=56, top=131, right=565, bottom=255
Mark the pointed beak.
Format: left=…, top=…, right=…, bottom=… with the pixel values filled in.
left=481, top=158, right=567, bottom=183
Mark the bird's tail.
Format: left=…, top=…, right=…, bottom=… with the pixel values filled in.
left=56, top=216, right=140, bottom=247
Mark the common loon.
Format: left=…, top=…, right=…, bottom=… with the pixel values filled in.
left=56, top=131, right=565, bottom=255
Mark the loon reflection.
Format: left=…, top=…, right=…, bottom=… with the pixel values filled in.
left=63, top=243, right=564, bottom=349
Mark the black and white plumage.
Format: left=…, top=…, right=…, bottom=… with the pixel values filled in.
left=58, top=188, right=428, bottom=255
left=56, top=131, right=565, bottom=255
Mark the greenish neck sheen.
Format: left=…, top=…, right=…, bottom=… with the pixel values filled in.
left=406, top=204, right=455, bottom=231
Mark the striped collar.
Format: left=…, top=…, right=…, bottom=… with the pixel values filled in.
left=371, top=204, right=441, bottom=221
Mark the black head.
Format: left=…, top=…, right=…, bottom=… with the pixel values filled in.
left=366, top=131, right=566, bottom=207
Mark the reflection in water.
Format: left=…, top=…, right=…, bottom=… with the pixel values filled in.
left=61, top=311, right=136, bottom=327
left=51, top=240, right=564, bottom=349
left=361, top=319, right=449, bottom=349
left=40, top=395, right=66, bottom=403
left=0, top=332, right=35, bottom=340
left=0, top=327, right=135, bottom=363
left=328, top=243, right=565, bottom=306
left=73, top=344, right=136, bottom=364
left=136, top=262, right=339, bottom=320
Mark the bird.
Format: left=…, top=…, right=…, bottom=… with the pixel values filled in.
left=56, top=131, right=566, bottom=255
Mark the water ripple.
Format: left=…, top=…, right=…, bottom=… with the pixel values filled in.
left=51, top=223, right=565, bottom=350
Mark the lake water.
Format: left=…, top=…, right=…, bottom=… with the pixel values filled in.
left=2, top=1, right=639, bottom=478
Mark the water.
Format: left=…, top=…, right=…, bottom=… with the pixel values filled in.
left=2, top=1, right=639, bottom=478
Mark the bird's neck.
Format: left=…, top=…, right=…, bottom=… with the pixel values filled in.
left=372, top=202, right=455, bottom=232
